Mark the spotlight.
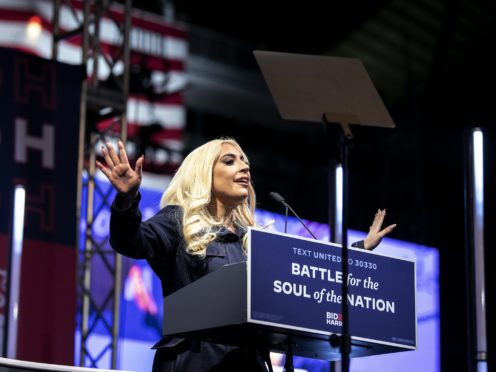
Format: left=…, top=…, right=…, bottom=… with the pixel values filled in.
left=26, top=15, right=42, bottom=43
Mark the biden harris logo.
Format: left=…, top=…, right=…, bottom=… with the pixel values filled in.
left=326, top=311, right=343, bottom=326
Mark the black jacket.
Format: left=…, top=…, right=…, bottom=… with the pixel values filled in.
left=109, top=194, right=269, bottom=372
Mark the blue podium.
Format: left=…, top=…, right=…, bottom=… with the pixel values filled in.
left=163, top=228, right=416, bottom=360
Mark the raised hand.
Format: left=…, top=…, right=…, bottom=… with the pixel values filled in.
left=363, top=209, right=396, bottom=250
left=96, top=140, right=144, bottom=207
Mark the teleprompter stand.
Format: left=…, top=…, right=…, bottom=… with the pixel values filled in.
left=253, top=50, right=395, bottom=372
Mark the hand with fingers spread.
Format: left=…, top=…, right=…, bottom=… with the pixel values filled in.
left=96, top=140, right=144, bottom=208
left=363, top=208, right=396, bottom=250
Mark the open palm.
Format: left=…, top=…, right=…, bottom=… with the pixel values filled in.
left=96, top=140, right=144, bottom=204
left=363, top=209, right=396, bottom=250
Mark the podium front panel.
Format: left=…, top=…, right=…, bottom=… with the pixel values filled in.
left=248, top=228, right=416, bottom=349
left=163, top=229, right=416, bottom=360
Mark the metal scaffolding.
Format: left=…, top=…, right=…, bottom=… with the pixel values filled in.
left=51, top=0, right=132, bottom=368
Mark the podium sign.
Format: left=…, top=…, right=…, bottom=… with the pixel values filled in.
left=248, top=228, right=416, bottom=349
left=163, top=228, right=416, bottom=360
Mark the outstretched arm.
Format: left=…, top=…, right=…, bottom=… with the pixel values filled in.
left=363, top=209, right=396, bottom=250
left=97, top=140, right=176, bottom=261
left=96, top=140, right=144, bottom=209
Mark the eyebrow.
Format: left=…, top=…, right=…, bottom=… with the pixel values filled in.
left=221, top=152, right=241, bottom=159
left=220, top=153, right=247, bottom=162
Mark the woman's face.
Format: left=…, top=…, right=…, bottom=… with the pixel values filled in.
left=212, top=143, right=251, bottom=208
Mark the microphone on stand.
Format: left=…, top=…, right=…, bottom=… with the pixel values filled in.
left=269, top=192, right=318, bottom=240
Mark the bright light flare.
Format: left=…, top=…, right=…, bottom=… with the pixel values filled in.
left=26, top=15, right=42, bottom=43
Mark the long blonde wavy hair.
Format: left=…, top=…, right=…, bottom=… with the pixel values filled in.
left=160, top=138, right=256, bottom=256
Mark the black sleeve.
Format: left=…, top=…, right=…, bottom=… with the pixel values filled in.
left=351, top=240, right=365, bottom=249
left=109, top=193, right=182, bottom=263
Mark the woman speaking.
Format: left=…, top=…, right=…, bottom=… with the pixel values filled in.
left=96, top=137, right=395, bottom=371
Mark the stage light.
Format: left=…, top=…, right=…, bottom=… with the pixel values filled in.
left=25, top=15, right=42, bottom=43
left=8, top=185, right=26, bottom=358
left=471, top=128, right=487, bottom=372
left=473, top=129, right=484, bottom=218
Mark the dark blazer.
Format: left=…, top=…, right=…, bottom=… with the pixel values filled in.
left=109, top=194, right=269, bottom=372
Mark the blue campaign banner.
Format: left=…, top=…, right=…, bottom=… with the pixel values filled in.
left=248, top=228, right=416, bottom=348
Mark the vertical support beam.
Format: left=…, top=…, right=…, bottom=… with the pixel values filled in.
left=110, top=2, right=131, bottom=366
left=329, top=162, right=343, bottom=372
left=51, top=0, right=61, bottom=59
left=51, top=0, right=132, bottom=368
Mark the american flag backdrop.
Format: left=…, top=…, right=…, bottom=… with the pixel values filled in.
left=0, top=0, right=188, bottom=175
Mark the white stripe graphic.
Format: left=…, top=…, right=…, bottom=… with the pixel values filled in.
left=127, top=98, right=185, bottom=128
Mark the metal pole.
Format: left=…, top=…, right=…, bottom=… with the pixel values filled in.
left=339, top=129, right=351, bottom=372
left=51, top=0, right=61, bottom=59
left=110, top=0, right=132, bottom=367
left=325, top=119, right=352, bottom=372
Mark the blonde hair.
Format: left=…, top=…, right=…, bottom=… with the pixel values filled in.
left=160, top=138, right=256, bottom=256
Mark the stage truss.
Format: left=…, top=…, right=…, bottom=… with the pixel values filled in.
left=52, top=0, right=132, bottom=368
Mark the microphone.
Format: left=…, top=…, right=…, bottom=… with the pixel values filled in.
left=269, top=192, right=317, bottom=240
left=269, top=191, right=286, bottom=205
